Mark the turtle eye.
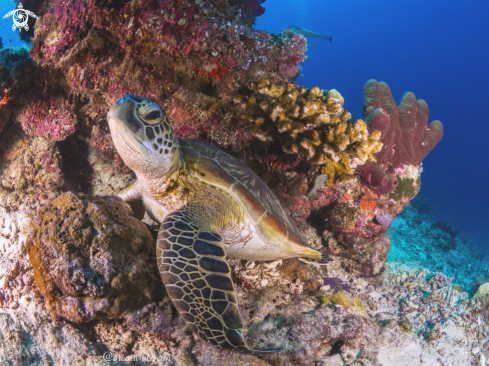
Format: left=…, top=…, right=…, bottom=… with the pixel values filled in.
left=146, top=110, right=162, bottom=121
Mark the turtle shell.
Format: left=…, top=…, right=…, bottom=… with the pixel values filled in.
left=179, top=139, right=313, bottom=252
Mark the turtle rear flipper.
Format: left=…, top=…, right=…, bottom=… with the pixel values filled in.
left=157, top=206, right=286, bottom=354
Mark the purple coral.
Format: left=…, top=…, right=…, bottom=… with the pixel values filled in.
left=375, top=213, right=395, bottom=226
left=357, top=80, right=443, bottom=194
left=323, top=277, right=352, bottom=292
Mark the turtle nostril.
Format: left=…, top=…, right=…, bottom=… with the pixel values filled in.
left=116, top=96, right=128, bottom=104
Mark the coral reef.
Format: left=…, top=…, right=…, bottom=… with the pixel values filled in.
left=0, top=131, right=487, bottom=365
left=473, top=283, right=489, bottom=302
left=0, top=127, right=64, bottom=207
left=357, top=80, right=443, bottom=194
left=0, top=0, right=457, bottom=364
left=27, top=192, right=164, bottom=322
left=237, top=79, right=382, bottom=186
left=286, top=175, right=400, bottom=279
left=0, top=1, right=443, bottom=287
left=24, top=0, right=308, bottom=151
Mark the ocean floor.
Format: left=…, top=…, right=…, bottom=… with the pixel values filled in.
left=1, top=182, right=488, bottom=365
left=377, top=207, right=489, bottom=366
left=388, top=207, right=489, bottom=296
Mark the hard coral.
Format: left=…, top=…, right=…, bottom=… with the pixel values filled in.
left=237, top=79, right=382, bottom=186
left=0, top=135, right=64, bottom=206
left=357, top=80, right=443, bottom=194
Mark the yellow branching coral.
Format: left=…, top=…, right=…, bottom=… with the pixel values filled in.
left=236, top=79, right=382, bottom=186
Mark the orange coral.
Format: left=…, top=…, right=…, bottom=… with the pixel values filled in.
left=0, top=90, right=9, bottom=107
left=359, top=198, right=377, bottom=211
left=339, top=193, right=351, bottom=204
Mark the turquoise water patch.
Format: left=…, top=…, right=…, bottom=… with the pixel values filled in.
left=387, top=208, right=489, bottom=296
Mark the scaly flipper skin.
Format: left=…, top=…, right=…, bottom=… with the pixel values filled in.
left=156, top=206, right=285, bottom=355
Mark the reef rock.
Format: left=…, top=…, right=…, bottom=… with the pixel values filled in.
left=27, top=192, right=164, bottom=322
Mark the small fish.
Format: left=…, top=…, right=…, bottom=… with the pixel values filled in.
left=288, top=26, right=332, bottom=42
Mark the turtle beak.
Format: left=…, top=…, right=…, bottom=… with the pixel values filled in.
left=107, top=97, right=149, bottom=156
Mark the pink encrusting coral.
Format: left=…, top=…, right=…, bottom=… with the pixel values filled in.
left=26, top=0, right=308, bottom=160
left=16, top=97, right=76, bottom=141
left=32, top=0, right=307, bottom=96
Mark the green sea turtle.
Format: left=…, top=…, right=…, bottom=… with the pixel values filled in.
left=107, top=95, right=331, bottom=354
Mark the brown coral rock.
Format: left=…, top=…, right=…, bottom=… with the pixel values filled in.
left=27, top=192, right=164, bottom=322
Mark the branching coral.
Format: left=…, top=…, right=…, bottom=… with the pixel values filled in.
left=357, top=80, right=443, bottom=195
left=236, top=79, right=382, bottom=186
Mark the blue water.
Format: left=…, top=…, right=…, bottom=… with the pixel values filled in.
left=1, top=0, right=487, bottom=252
left=257, top=0, right=489, bottom=252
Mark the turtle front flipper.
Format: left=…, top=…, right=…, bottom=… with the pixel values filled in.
left=157, top=208, right=285, bottom=355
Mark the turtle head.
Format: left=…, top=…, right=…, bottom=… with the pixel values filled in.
left=107, top=95, right=179, bottom=175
